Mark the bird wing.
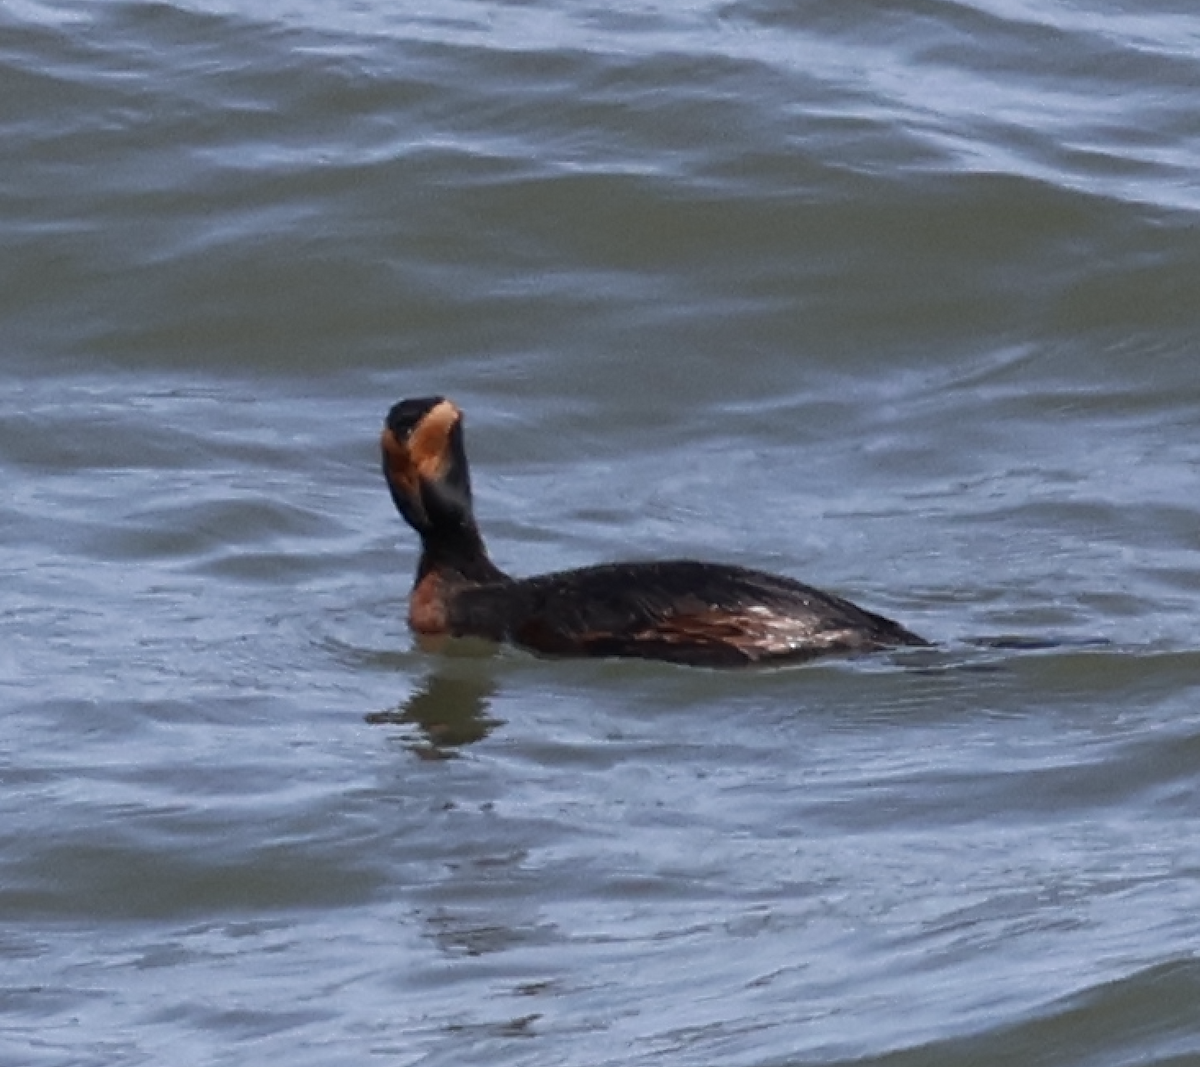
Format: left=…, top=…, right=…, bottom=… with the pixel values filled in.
left=481, top=561, right=909, bottom=666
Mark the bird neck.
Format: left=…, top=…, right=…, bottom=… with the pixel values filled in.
left=416, top=519, right=508, bottom=585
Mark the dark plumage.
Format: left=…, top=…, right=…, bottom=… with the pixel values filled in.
left=381, top=397, right=927, bottom=667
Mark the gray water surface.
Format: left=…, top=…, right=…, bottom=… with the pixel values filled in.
left=3, top=1, right=1200, bottom=1065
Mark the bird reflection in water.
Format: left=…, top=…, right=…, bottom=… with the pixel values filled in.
left=365, top=662, right=501, bottom=758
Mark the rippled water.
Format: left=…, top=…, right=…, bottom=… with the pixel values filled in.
left=3, top=1, right=1200, bottom=1064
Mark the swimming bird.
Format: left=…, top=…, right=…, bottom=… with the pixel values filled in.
left=381, top=397, right=927, bottom=667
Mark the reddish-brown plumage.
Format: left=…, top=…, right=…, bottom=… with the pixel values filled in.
left=381, top=397, right=928, bottom=667
left=408, top=570, right=450, bottom=634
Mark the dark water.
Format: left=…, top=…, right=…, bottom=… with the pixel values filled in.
left=3, top=1, right=1200, bottom=1064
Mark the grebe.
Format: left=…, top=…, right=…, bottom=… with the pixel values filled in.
left=381, top=397, right=927, bottom=667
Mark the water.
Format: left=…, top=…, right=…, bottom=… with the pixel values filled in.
left=3, top=1, right=1200, bottom=1064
